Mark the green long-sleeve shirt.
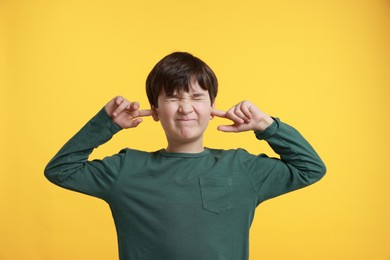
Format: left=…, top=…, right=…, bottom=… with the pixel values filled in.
left=44, top=108, right=326, bottom=260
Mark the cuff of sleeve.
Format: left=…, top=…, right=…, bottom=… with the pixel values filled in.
left=254, top=117, right=280, bottom=140
left=95, top=107, right=123, bottom=134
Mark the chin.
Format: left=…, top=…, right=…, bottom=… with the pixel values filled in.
left=178, top=130, right=202, bottom=140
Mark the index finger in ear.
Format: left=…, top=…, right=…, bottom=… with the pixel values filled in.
left=211, top=109, right=227, bottom=118
left=137, top=109, right=154, bottom=117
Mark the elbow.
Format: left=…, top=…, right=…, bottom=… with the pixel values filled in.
left=311, top=160, right=327, bottom=182
left=44, top=164, right=58, bottom=184
left=319, top=158, right=327, bottom=176
left=321, top=162, right=327, bottom=176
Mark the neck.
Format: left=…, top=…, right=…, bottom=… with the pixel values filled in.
left=165, top=140, right=205, bottom=153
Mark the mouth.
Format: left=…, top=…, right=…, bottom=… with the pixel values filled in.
left=176, top=118, right=196, bottom=121
left=176, top=118, right=197, bottom=125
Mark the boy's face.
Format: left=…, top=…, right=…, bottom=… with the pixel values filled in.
left=152, top=81, right=214, bottom=151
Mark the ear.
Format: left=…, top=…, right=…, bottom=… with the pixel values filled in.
left=210, top=102, right=216, bottom=120
left=151, top=106, right=160, bottom=122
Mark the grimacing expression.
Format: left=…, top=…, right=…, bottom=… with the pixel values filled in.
left=153, top=81, right=214, bottom=148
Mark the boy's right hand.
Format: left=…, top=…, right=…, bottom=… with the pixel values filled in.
left=105, top=96, right=153, bottom=129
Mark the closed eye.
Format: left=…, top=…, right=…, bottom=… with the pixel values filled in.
left=163, top=93, right=207, bottom=102
left=191, top=93, right=207, bottom=101
left=164, top=95, right=180, bottom=102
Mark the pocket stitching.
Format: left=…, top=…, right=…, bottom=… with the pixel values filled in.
left=199, top=177, right=234, bottom=215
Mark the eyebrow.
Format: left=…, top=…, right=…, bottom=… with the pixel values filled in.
left=191, top=92, right=206, bottom=98
left=165, top=92, right=206, bottom=98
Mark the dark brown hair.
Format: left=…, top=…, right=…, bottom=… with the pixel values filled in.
left=146, top=52, right=218, bottom=107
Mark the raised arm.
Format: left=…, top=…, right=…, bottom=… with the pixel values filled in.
left=212, top=100, right=326, bottom=203
left=44, top=96, right=153, bottom=200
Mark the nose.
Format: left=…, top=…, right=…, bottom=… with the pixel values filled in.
left=178, top=99, right=193, bottom=114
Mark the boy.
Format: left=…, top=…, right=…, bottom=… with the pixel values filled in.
left=45, top=52, right=326, bottom=260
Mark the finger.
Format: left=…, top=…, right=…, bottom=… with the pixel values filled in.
left=113, top=99, right=130, bottom=117
left=114, top=96, right=124, bottom=106
left=226, top=109, right=245, bottom=124
left=235, top=102, right=253, bottom=123
left=240, top=101, right=252, bottom=120
left=211, top=109, right=227, bottom=118
left=137, top=109, right=154, bottom=117
left=129, top=102, right=140, bottom=111
left=233, top=103, right=249, bottom=122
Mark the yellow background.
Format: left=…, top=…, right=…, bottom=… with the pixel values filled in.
left=1, top=0, right=389, bottom=259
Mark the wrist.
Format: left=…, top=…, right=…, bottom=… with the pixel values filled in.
left=253, top=116, right=274, bottom=132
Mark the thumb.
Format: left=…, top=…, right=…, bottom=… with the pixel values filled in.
left=217, top=124, right=239, bottom=133
left=119, top=118, right=144, bottom=129
left=129, top=118, right=143, bottom=128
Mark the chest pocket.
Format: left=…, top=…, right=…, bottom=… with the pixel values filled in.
left=198, top=177, right=234, bottom=215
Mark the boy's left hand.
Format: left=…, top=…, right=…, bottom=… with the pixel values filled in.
left=211, top=100, right=274, bottom=133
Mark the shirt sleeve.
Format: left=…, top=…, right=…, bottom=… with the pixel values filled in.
left=44, top=108, right=125, bottom=201
left=243, top=118, right=326, bottom=204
